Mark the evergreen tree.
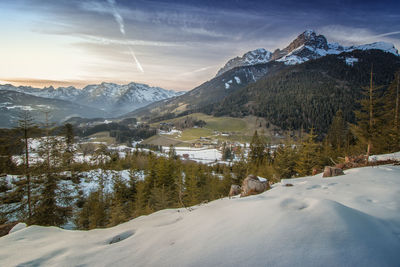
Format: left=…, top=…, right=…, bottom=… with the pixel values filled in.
left=295, top=128, right=321, bottom=176
left=326, top=110, right=348, bottom=152
left=16, top=111, right=35, bottom=219
left=63, top=123, right=75, bottom=167
left=351, top=66, right=385, bottom=160
left=381, top=71, right=400, bottom=152
left=249, top=131, right=265, bottom=166
left=274, top=141, right=298, bottom=179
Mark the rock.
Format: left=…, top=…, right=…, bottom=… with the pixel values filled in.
left=322, top=166, right=344, bottom=178
left=240, top=175, right=270, bottom=197
left=229, top=185, right=241, bottom=198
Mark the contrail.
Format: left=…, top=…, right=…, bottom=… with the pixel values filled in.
left=107, top=0, right=144, bottom=73
left=371, top=31, right=400, bottom=38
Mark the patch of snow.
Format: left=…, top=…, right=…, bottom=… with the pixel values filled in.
left=369, top=151, right=400, bottom=162
left=345, top=57, right=359, bottom=66
left=234, top=76, right=241, bottom=84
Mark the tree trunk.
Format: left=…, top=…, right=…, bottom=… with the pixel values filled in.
left=24, top=127, right=31, bottom=219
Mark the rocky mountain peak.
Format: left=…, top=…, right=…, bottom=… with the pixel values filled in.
left=271, top=30, right=328, bottom=61
left=216, top=48, right=272, bottom=77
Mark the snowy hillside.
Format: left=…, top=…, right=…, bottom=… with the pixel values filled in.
left=2, top=165, right=400, bottom=266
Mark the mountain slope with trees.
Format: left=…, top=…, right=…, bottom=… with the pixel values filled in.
left=206, top=50, right=400, bottom=134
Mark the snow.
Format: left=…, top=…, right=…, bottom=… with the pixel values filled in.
left=159, top=129, right=182, bottom=136
left=1, top=165, right=400, bottom=266
left=163, top=146, right=222, bottom=163
left=369, top=151, right=400, bottom=162
left=224, top=80, right=233, bottom=89
left=348, top=42, right=398, bottom=55
left=234, top=76, right=241, bottom=84
left=9, top=223, right=27, bottom=234
left=345, top=57, right=359, bottom=66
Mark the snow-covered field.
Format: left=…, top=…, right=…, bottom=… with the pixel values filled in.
left=163, top=146, right=222, bottom=164
left=1, top=165, right=400, bottom=266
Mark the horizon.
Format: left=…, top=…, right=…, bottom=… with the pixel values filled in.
left=1, top=0, right=399, bottom=91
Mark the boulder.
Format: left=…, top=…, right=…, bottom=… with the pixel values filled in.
left=322, top=166, right=344, bottom=178
left=228, top=185, right=241, bottom=198
left=240, top=175, right=270, bottom=197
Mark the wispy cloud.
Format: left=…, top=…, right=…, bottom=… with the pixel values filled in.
left=106, top=0, right=144, bottom=73
left=320, top=25, right=400, bottom=49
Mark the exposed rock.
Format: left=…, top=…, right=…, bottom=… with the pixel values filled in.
left=240, top=175, right=270, bottom=197
left=229, top=185, right=241, bottom=198
left=322, top=166, right=344, bottom=178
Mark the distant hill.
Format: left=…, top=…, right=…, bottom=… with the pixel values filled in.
left=0, top=90, right=108, bottom=127
left=0, top=82, right=183, bottom=119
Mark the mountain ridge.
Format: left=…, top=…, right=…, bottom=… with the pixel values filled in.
left=216, top=30, right=398, bottom=76
left=0, top=82, right=183, bottom=117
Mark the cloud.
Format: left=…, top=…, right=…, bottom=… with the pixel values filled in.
left=319, top=25, right=400, bottom=49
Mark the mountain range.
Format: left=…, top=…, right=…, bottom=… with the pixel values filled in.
left=128, top=30, right=400, bottom=134
left=1, top=29, right=399, bottom=130
left=0, top=82, right=183, bottom=127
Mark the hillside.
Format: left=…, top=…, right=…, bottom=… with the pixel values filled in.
left=1, top=165, right=400, bottom=266
left=127, top=30, right=399, bottom=134
left=0, top=82, right=182, bottom=119
left=0, top=91, right=108, bottom=127
left=125, top=62, right=284, bottom=120
left=207, top=50, right=400, bottom=133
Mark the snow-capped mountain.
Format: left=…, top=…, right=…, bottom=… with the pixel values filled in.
left=216, top=30, right=399, bottom=75
left=78, top=82, right=183, bottom=114
left=0, top=82, right=183, bottom=116
left=0, top=90, right=108, bottom=128
left=216, top=48, right=272, bottom=76
left=275, top=30, right=399, bottom=65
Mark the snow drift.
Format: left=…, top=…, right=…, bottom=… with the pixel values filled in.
left=1, top=165, right=400, bottom=266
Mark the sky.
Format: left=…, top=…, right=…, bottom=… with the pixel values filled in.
left=0, top=0, right=399, bottom=91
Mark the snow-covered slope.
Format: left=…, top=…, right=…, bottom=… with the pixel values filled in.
left=2, top=165, right=400, bottom=266
left=0, top=82, right=183, bottom=117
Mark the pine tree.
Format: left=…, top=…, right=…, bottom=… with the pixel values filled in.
left=63, top=123, right=75, bottom=167
left=32, top=126, right=72, bottom=226
left=249, top=130, right=265, bottom=166
left=381, top=71, right=400, bottom=152
left=16, top=111, right=35, bottom=219
left=274, top=141, right=298, bottom=179
left=295, top=128, right=321, bottom=176
left=351, top=66, right=385, bottom=161
left=326, top=110, right=348, bottom=152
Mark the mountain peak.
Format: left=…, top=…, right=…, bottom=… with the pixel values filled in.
left=216, top=48, right=272, bottom=76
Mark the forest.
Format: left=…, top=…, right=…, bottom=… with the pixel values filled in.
left=0, top=68, right=399, bottom=230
